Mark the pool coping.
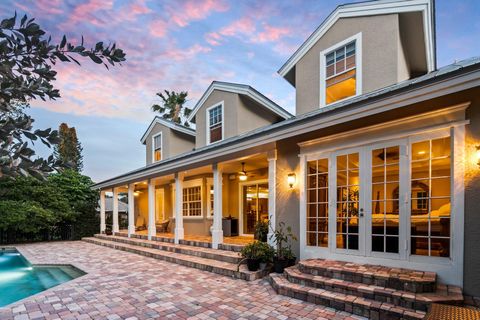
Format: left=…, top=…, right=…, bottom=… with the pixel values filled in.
left=0, top=243, right=90, bottom=309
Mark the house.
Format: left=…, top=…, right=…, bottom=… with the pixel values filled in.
left=92, top=0, right=480, bottom=301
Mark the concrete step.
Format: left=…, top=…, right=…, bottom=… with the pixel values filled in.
left=94, top=234, right=242, bottom=264
left=298, top=259, right=437, bottom=293
left=269, top=273, right=426, bottom=320
left=285, top=266, right=463, bottom=312
left=83, top=237, right=266, bottom=281
left=114, top=232, right=245, bottom=253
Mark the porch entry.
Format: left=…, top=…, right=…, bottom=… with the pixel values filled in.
left=240, top=180, right=269, bottom=235
left=306, top=134, right=452, bottom=259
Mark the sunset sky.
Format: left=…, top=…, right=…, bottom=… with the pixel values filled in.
left=1, top=0, right=479, bottom=182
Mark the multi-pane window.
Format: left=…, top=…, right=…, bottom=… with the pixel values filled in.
left=325, top=41, right=356, bottom=105
left=182, top=186, right=202, bottom=217
left=208, top=104, right=222, bottom=143
left=336, top=153, right=359, bottom=250
left=410, top=137, right=451, bottom=257
left=209, top=184, right=214, bottom=217
left=307, top=159, right=329, bottom=247
left=153, top=134, right=162, bottom=162
left=371, top=146, right=400, bottom=254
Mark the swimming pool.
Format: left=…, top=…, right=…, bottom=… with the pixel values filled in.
left=0, top=248, right=85, bottom=307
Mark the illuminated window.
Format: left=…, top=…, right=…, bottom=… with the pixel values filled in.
left=207, top=104, right=223, bottom=144
left=325, top=41, right=357, bottom=105
left=306, top=158, right=329, bottom=247
left=153, top=133, right=162, bottom=162
left=410, top=137, right=451, bottom=257
left=182, top=186, right=202, bottom=217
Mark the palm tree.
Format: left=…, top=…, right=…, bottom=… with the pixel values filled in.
left=151, top=90, right=192, bottom=127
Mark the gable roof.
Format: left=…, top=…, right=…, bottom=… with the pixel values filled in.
left=140, top=116, right=195, bottom=144
left=278, top=0, right=436, bottom=84
left=186, top=81, right=293, bottom=123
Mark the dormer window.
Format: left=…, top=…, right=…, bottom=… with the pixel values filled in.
left=152, top=133, right=162, bottom=162
left=207, top=102, right=223, bottom=144
left=320, top=33, right=362, bottom=107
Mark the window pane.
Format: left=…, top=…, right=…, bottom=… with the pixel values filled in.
left=326, top=72, right=356, bottom=104
left=306, top=158, right=329, bottom=248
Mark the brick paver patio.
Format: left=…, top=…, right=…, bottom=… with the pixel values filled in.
left=0, top=241, right=365, bottom=320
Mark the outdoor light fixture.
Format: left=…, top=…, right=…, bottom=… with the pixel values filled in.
left=287, top=173, right=296, bottom=188
left=238, top=162, right=248, bottom=181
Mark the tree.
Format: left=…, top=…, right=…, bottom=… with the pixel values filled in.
left=0, top=13, right=126, bottom=179
left=151, top=90, right=192, bottom=127
left=54, top=123, right=83, bottom=172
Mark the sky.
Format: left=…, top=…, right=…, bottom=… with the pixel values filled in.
left=1, top=0, right=479, bottom=182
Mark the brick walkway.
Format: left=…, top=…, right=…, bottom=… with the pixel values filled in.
left=0, top=241, right=365, bottom=320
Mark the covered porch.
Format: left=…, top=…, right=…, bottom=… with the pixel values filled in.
left=99, top=149, right=279, bottom=249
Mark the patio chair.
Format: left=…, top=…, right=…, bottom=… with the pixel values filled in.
left=135, top=216, right=147, bottom=231
left=424, top=303, right=480, bottom=319
left=156, top=219, right=170, bottom=233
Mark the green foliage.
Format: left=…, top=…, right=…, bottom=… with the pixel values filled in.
left=254, top=219, right=269, bottom=242
left=0, top=169, right=99, bottom=242
left=151, top=90, right=192, bottom=127
left=54, top=123, right=83, bottom=172
left=269, top=221, right=298, bottom=260
left=0, top=13, right=125, bottom=179
left=240, top=240, right=275, bottom=263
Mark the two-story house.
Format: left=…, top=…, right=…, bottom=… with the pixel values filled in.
left=92, top=0, right=480, bottom=303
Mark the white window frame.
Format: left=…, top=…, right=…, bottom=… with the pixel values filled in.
left=206, top=178, right=214, bottom=219
left=206, top=102, right=224, bottom=145
left=171, top=179, right=204, bottom=219
left=319, top=32, right=362, bottom=108
left=151, top=132, right=163, bottom=163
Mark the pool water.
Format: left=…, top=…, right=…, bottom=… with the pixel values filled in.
left=0, top=248, right=85, bottom=307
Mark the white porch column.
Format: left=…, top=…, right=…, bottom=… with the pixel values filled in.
left=100, top=190, right=106, bottom=234
left=128, top=183, right=135, bottom=237
left=147, top=179, right=156, bottom=240
left=174, top=172, right=184, bottom=244
left=112, top=188, right=120, bottom=234
left=212, top=163, right=223, bottom=249
left=267, top=150, right=277, bottom=247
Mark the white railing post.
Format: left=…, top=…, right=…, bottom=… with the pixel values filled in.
left=100, top=190, right=106, bottom=234
left=174, top=172, right=184, bottom=244
left=128, top=183, right=135, bottom=237
left=212, top=163, right=223, bottom=249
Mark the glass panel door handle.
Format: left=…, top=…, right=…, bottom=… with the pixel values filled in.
left=359, top=208, right=364, bottom=217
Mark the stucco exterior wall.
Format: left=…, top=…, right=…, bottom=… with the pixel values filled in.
left=295, top=14, right=409, bottom=115
left=145, top=122, right=195, bottom=165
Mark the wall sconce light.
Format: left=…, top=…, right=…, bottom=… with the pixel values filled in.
left=287, top=173, right=296, bottom=188
left=476, top=145, right=480, bottom=167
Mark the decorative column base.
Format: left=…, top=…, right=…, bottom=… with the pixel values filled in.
left=100, top=223, right=106, bottom=234
left=174, top=227, right=184, bottom=244
left=148, top=225, right=156, bottom=240
left=211, top=229, right=224, bottom=249
left=128, top=224, right=135, bottom=237
left=112, top=224, right=119, bottom=234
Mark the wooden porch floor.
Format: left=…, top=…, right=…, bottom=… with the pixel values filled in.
left=122, top=229, right=255, bottom=245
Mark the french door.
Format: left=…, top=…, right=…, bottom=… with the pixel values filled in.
left=309, top=141, right=406, bottom=257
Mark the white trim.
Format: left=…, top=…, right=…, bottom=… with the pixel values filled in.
left=267, top=150, right=277, bottom=247
left=206, top=102, right=225, bottom=145
left=320, top=33, right=362, bottom=108
left=299, top=120, right=466, bottom=286
left=278, top=0, right=435, bottom=78
left=140, top=116, right=195, bottom=144
left=100, top=191, right=106, bottom=233
left=187, top=82, right=292, bottom=122
left=127, top=184, right=135, bottom=237
left=147, top=179, right=156, bottom=240
left=206, top=178, right=214, bottom=218
left=155, top=188, right=165, bottom=222
left=151, top=132, right=163, bottom=163
left=112, top=187, right=119, bottom=233
left=172, top=178, right=204, bottom=218
left=238, top=179, right=269, bottom=236
left=212, top=163, right=223, bottom=248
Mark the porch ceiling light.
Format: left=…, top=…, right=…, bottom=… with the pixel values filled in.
left=287, top=173, right=296, bottom=188
left=239, top=162, right=248, bottom=181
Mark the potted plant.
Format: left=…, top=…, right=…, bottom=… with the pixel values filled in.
left=254, top=220, right=269, bottom=242
left=270, top=221, right=298, bottom=273
left=240, top=240, right=274, bottom=271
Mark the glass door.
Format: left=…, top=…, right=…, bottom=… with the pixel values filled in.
left=333, top=150, right=365, bottom=254
left=242, top=182, right=268, bottom=235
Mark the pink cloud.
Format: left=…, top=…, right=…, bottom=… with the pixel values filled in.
left=149, top=20, right=168, bottom=38
left=66, top=0, right=114, bottom=27
left=205, top=17, right=255, bottom=45
left=117, top=0, right=152, bottom=22
left=161, top=44, right=211, bottom=61
left=253, top=25, right=291, bottom=43
left=168, top=0, right=229, bottom=27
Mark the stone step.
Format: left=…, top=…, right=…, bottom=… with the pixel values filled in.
left=114, top=232, right=245, bottom=253
left=299, top=259, right=437, bottom=293
left=285, top=266, right=463, bottom=312
left=82, top=237, right=265, bottom=281
left=269, top=273, right=426, bottom=320
left=94, top=234, right=242, bottom=264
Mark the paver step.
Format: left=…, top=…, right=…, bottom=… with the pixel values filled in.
left=299, top=259, right=437, bottom=293
left=285, top=266, right=463, bottom=311
left=114, top=232, right=245, bottom=252
left=82, top=237, right=265, bottom=281
left=94, top=234, right=242, bottom=264
left=269, top=273, right=427, bottom=320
